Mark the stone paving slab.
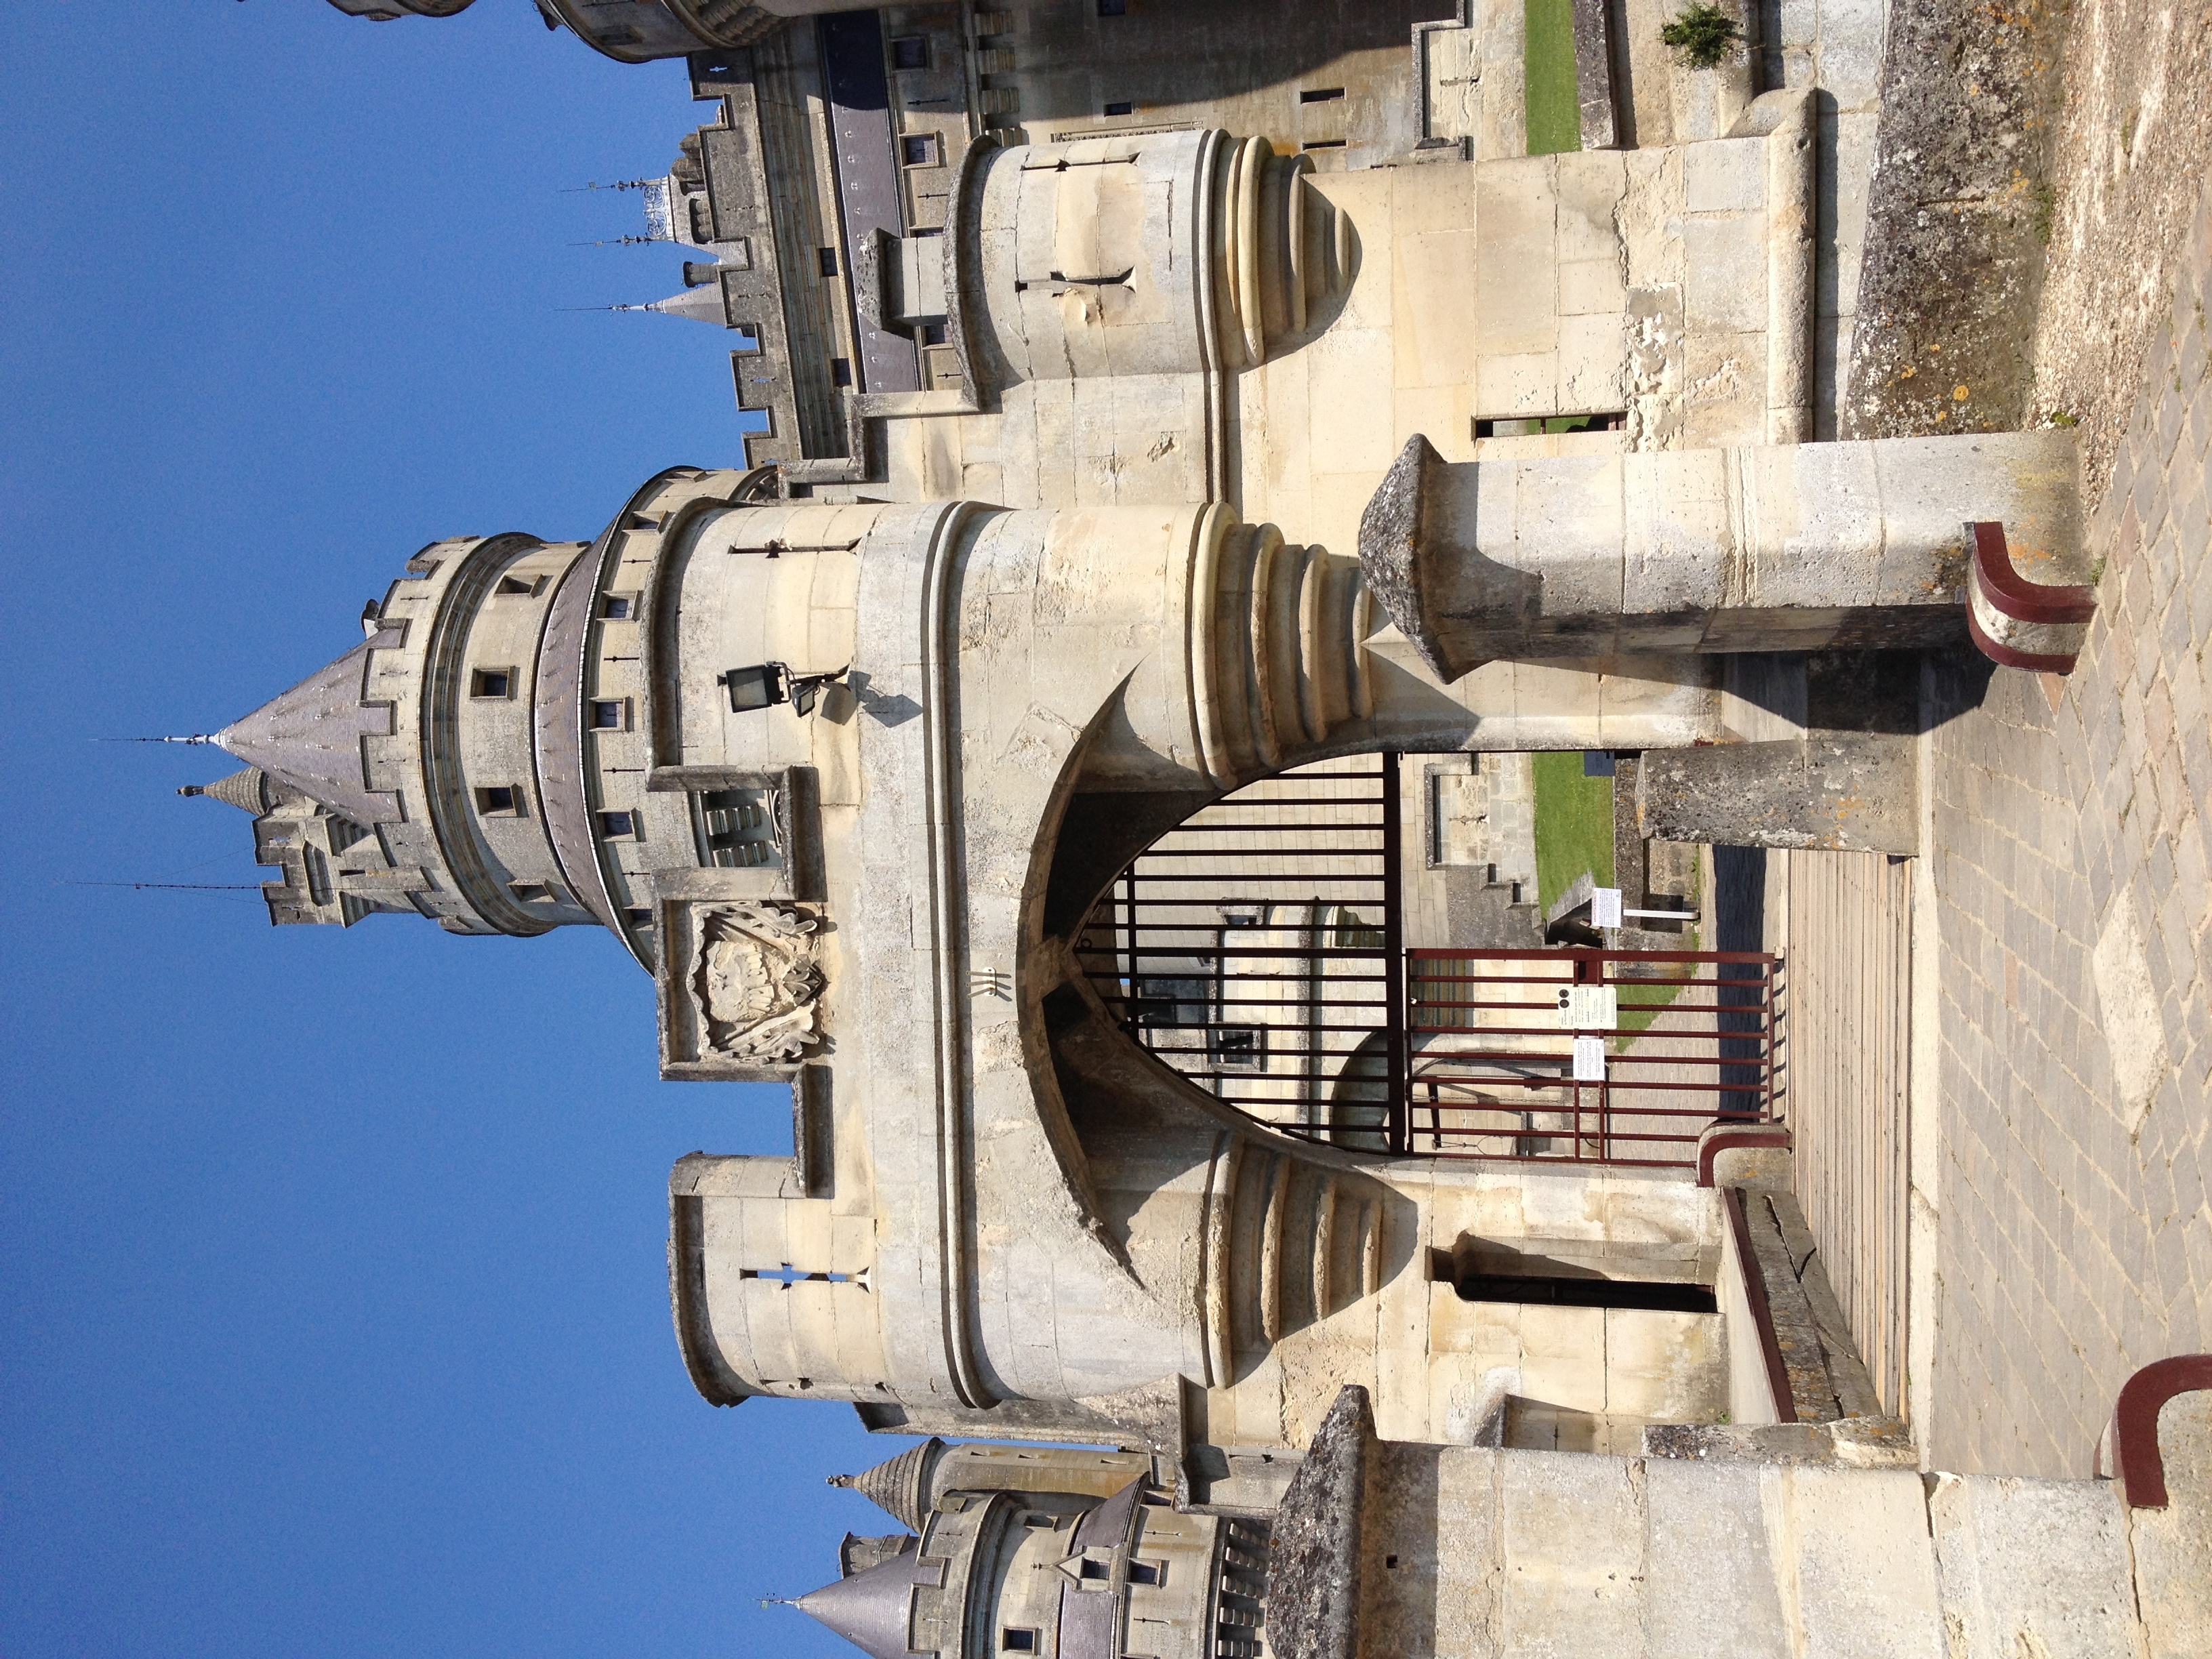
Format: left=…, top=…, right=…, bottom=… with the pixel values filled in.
left=1922, top=173, right=2212, bottom=1477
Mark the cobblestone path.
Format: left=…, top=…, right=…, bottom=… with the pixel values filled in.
left=1925, top=179, right=2212, bottom=1476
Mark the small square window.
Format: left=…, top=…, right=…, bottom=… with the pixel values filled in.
left=589, top=699, right=627, bottom=731
left=1078, top=1557, right=1111, bottom=1580
left=623, top=905, right=653, bottom=926
left=890, top=35, right=928, bottom=69
left=598, top=810, right=636, bottom=838
left=1212, top=1025, right=1265, bottom=1069
left=1097, top=0, right=1126, bottom=14
left=495, top=574, right=544, bottom=597
left=920, top=322, right=948, bottom=346
left=475, top=785, right=520, bottom=815
left=901, top=133, right=940, bottom=167
left=1001, top=1633, right=1038, bottom=1654
left=817, top=247, right=839, bottom=278
left=599, top=596, right=633, bottom=620
left=1128, top=1559, right=1164, bottom=1585
left=830, top=358, right=853, bottom=388
left=470, top=668, right=513, bottom=699
left=1103, top=100, right=1133, bottom=117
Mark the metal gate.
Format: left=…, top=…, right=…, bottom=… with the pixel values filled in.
left=1076, top=753, right=1406, bottom=1149
left=1404, top=947, right=1780, bottom=1166
left=1077, top=754, right=1782, bottom=1167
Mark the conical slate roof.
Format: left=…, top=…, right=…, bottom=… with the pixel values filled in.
left=181, top=767, right=272, bottom=814
left=216, top=641, right=392, bottom=830
left=794, top=1540, right=922, bottom=1659
left=827, top=1437, right=943, bottom=1532
left=647, top=285, right=728, bottom=325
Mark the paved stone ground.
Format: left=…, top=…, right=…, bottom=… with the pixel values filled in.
left=1924, top=178, right=2212, bottom=1477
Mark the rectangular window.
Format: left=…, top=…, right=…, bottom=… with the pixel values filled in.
left=830, top=358, right=853, bottom=388
left=623, top=905, right=653, bottom=926
left=698, top=788, right=778, bottom=869
left=598, top=810, right=636, bottom=838
left=817, top=246, right=839, bottom=278
left=1475, top=411, right=1626, bottom=438
left=890, top=35, right=928, bottom=69
left=1300, top=86, right=1345, bottom=102
left=509, top=880, right=561, bottom=903
left=1097, top=0, right=1126, bottom=14
left=1132, top=976, right=1207, bottom=1027
left=599, top=596, right=634, bottom=620
left=470, top=668, right=513, bottom=699
left=919, top=322, right=947, bottom=346
left=1211, top=1025, right=1265, bottom=1069
left=1128, top=1560, right=1164, bottom=1585
left=1301, top=138, right=1346, bottom=150
left=588, top=699, right=627, bottom=731
left=1078, top=1557, right=1111, bottom=1580
left=901, top=134, right=941, bottom=167
left=475, top=785, right=520, bottom=816
left=1103, top=100, right=1133, bottom=117
left=1001, top=1633, right=1038, bottom=1654
left=495, top=575, right=544, bottom=597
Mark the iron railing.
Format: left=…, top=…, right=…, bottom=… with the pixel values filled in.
left=1077, top=754, right=1405, bottom=1149
left=1403, top=948, right=1782, bottom=1166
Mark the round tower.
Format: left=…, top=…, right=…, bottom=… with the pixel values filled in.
left=804, top=1449, right=1273, bottom=1659
left=184, top=468, right=780, bottom=944
left=323, top=0, right=474, bottom=18
left=321, top=0, right=878, bottom=62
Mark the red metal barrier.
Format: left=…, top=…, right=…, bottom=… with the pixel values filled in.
left=1401, top=948, right=1782, bottom=1167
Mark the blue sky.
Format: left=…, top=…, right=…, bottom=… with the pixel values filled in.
left=1, top=5, right=891, bottom=1653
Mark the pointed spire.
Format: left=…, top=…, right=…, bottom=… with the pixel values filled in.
left=646, top=286, right=729, bottom=325
left=178, top=767, right=272, bottom=814
left=827, top=1437, right=944, bottom=1532
left=214, top=641, right=393, bottom=829
left=793, top=1540, right=926, bottom=1659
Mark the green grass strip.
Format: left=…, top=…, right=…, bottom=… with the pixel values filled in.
left=1524, top=0, right=1582, bottom=157
left=1532, top=750, right=1614, bottom=912
left=1612, top=862, right=1706, bottom=1045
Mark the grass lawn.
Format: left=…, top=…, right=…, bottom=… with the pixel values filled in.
left=1531, top=750, right=1614, bottom=912
left=1524, top=0, right=1583, bottom=157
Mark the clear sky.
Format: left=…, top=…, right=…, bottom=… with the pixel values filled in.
left=1, top=5, right=894, bottom=1653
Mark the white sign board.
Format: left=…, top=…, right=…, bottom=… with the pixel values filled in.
left=1591, top=886, right=1623, bottom=928
left=1556, top=985, right=1619, bottom=1030
left=1572, top=1035, right=1607, bottom=1083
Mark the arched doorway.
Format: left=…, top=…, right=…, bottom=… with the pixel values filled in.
left=1075, top=752, right=1782, bottom=1166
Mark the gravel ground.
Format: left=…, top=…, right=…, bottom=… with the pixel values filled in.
left=2030, top=0, right=2212, bottom=500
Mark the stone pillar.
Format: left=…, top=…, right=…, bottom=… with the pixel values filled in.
left=1357, top=430, right=2082, bottom=683
left=1636, top=734, right=1920, bottom=854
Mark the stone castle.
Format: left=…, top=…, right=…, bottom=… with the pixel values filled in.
left=169, top=2, right=2205, bottom=1654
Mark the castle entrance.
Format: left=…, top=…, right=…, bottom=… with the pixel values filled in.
left=1076, top=754, right=1782, bottom=1166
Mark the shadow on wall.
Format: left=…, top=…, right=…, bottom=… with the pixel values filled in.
left=1007, top=0, right=1459, bottom=119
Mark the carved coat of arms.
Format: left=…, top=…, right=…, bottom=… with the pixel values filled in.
left=689, top=903, right=825, bottom=1063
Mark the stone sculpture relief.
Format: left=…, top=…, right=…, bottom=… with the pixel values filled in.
left=688, top=903, right=825, bottom=1062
